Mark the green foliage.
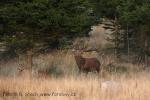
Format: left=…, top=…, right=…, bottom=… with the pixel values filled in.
left=0, top=0, right=96, bottom=52
left=1, top=0, right=150, bottom=63
left=93, top=0, right=150, bottom=29
left=92, top=0, right=150, bottom=63
left=2, top=35, right=33, bottom=54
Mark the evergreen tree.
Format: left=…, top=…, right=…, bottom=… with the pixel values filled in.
left=0, top=0, right=96, bottom=53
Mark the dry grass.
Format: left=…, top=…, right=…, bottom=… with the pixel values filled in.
left=0, top=73, right=150, bottom=100
left=0, top=25, right=150, bottom=100
left=0, top=51, right=150, bottom=100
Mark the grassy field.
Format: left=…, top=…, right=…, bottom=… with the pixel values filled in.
left=0, top=73, right=150, bottom=100
left=0, top=50, right=150, bottom=100
left=0, top=26, right=150, bottom=100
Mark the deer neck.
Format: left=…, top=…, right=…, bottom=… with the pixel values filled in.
left=74, top=55, right=85, bottom=68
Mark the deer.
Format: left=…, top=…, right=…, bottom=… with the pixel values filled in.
left=18, top=65, right=50, bottom=79
left=101, top=80, right=122, bottom=93
left=37, top=69, right=50, bottom=79
left=17, top=64, right=31, bottom=78
left=72, top=48, right=101, bottom=74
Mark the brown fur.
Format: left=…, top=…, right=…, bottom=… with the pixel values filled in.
left=37, top=70, right=50, bottom=79
left=73, top=50, right=100, bottom=73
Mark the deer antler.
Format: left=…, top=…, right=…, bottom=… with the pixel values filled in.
left=84, top=49, right=98, bottom=52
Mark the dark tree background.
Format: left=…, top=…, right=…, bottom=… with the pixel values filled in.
left=0, top=0, right=150, bottom=64
left=0, top=0, right=96, bottom=53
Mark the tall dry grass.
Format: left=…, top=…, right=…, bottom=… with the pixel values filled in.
left=0, top=25, right=150, bottom=100
left=0, top=72, right=150, bottom=100
left=0, top=50, right=150, bottom=100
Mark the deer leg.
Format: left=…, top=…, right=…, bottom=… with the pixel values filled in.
left=96, top=68, right=100, bottom=73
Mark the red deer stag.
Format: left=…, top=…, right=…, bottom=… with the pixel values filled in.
left=72, top=48, right=100, bottom=73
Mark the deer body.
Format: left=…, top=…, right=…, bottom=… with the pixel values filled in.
left=74, top=52, right=100, bottom=73
left=37, top=70, right=50, bottom=79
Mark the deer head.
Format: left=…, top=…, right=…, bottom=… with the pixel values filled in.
left=72, top=49, right=83, bottom=57
left=72, top=47, right=100, bottom=73
left=17, top=64, right=31, bottom=78
left=17, top=64, right=25, bottom=74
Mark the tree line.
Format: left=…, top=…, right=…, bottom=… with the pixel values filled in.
left=0, top=0, right=97, bottom=54
left=95, top=0, right=150, bottom=64
left=0, top=0, right=150, bottom=64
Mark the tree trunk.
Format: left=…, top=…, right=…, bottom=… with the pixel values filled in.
left=127, top=24, right=130, bottom=63
left=145, top=40, right=148, bottom=68
left=114, top=16, right=119, bottom=60
left=27, top=49, right=33, bottom=76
